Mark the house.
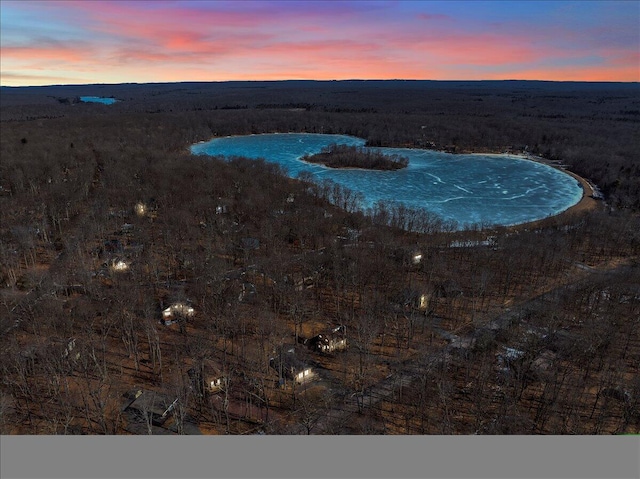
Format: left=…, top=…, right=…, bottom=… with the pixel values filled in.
left=161, top=301, right=195, bottom=325
left=215, top=204, right=228, bottom=215
left=418, top=293, right=429, bottom=310
left=307, top=325, right=347, bottom=354
left=124, top=389, right=179, bottom=426
left=240, top=237, right=260, bottom=251
left=134, top=202, right=147, bottom=217
left=393, top=289, right=431, bottom=312
left=285, top=272, right=317, bottom=291
left=188, top=359, right=225, bottom=396
left=270, top=345, right=315, bottom=385
left=389, top=247, right=424, bottom=267
left=134, top=199, right=158, bottom=218
left=215, top=196, right=229, bottom=215
left=107, top=257, right=130, bottom=273
left=120, top=223, right=134, bottom=235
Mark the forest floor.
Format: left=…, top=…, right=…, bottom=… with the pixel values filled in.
left=280, top=257, right=638, bottom=435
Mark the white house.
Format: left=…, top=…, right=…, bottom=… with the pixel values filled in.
left=108, top=258, right=130, bottom=272
left=135, top=202, right=147, bottom=217
left=308, top=325, right=347, bottom=354
left=162, top=302, right=195, bottom=325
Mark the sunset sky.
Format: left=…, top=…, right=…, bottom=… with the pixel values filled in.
left=1, top=0, right=638, bottom=86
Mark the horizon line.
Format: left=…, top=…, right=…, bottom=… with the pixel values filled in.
left=2, top=78, right=639, bottom=89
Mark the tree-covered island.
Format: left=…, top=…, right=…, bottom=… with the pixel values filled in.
left=301, top=143, right=409, bottom=170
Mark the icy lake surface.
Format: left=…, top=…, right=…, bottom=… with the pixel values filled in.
left=80, top=96, right=118, bottom=105
left=190, top=133, right=583, bottom=228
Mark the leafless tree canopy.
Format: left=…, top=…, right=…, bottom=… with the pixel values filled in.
left=1, top=80, right=638, bottom=435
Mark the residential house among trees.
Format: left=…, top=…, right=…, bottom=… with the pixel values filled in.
left=161, top=301, right=195, bottom=326
left=270, top=345, right=315, bottom=385
left=124, top=389, right=179, bottom=427
left=107, top=257, right=130, bottom=273
left=285, top=271, right=317, bottom=291
left=393, top=289, right=431, bottom=312
left=134, top=199, right=158, bottom=218
left=188, top=359, right=225, bottom=396
left=307, top=325, right=347, bottom=354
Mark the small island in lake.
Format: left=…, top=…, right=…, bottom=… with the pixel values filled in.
left=301, top=143, right=409, bottom=170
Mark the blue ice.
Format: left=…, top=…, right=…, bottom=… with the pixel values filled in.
left=190, top=133, right=583, bottom=229
left=80, top=96, right=118, bottom=105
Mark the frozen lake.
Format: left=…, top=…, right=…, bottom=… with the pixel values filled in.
left=80, top=96, right=118, bottom=105
left=190, top=133, right=583, bottom=229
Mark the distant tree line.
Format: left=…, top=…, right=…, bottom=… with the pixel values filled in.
left=2, top=81, right=638, bottom=209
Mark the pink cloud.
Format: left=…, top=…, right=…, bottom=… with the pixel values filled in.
left=1, top=0, right=637, bottom=84
left=2, top=45, right=90, bottom=63
left=0, top=71, right=95, bottom=85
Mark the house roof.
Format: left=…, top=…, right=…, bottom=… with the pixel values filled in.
left=240, top=237, right=260, bottom=250
left=126, top=390, right=177, bottom=418
left=270, top=345, right=311, bottom=373
left=311, top=325, right=346, bottom=341
left=162, top=302, right=195, bottom=318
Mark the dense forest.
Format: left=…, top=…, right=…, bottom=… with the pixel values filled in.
left=1, top=80, right=638, bottom=435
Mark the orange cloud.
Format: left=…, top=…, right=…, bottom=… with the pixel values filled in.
left=1, top=1, right=637, bottom=85
left=497, top=65, right=639, bottom=82
left=0, top=71, right=96, bottom=85
left=2, top=44, right=92, bottom=64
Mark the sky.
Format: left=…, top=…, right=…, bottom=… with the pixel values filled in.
left=1, top=0, right=638, bottom=86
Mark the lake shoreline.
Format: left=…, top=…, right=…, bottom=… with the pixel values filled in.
left=472, top=151, right=600, bottom=234
left=190, top=132, right=595, bottom=231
